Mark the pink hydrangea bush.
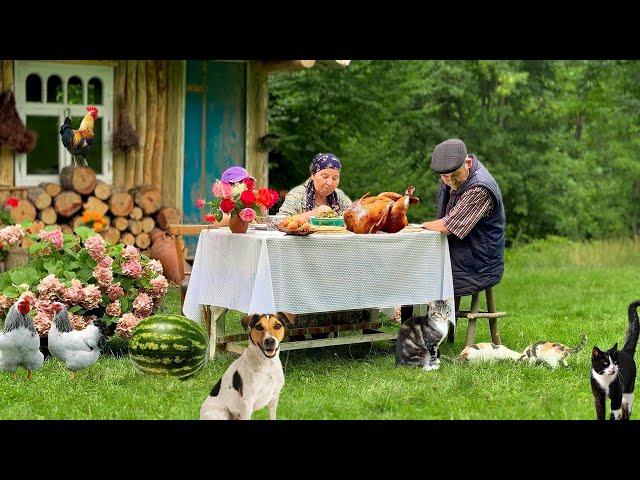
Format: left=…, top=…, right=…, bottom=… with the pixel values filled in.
left=0, top=226, right=170, bottom=339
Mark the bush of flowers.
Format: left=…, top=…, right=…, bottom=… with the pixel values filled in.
left=0, top=225, right=168, bottom=340
left=197, top=176, right=280, bottom=223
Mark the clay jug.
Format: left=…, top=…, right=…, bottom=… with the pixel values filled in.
left=149, top=229, right=188, bottom=283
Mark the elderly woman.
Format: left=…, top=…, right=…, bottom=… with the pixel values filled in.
left=277, top=153, right=352, bottom=219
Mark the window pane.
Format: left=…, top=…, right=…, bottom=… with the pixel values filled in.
left=26, top=116, right=59, bottom=175
left=47, top=75, right=63, bottom=103
left=67, top=76, right=83, bottom=104
left=71, top=115, right=102, bottom=174
left=26, top=74, right=42, bottom=102
left=88, top=77, right=103, bottom=104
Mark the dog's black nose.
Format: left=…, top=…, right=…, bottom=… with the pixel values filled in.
left=264, top=337, right=276, bottom=349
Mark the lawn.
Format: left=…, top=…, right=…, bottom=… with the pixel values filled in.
left=1, top=236, right=638, bottom=420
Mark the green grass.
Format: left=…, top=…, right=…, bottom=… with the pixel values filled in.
left=1, top=237, right=639, bottom=419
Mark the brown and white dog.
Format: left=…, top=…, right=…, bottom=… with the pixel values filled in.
left=200, top=313, right=289, bottom=420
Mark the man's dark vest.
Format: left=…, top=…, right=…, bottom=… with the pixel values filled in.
left=436, top=157, right=505, bottom=296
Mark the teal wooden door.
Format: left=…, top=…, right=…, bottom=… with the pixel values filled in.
left=183, top=61, right=246, bottom=254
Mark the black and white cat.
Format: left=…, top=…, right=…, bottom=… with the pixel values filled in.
left=395, top=300, right=452, bottom=371
left=590, top=300, right=639, bottom=420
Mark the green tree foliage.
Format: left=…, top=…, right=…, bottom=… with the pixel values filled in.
left=268, top=60, right=640, bottom=244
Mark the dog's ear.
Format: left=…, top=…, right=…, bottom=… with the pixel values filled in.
left=241, top=314, right=261, bottom=330
left=276, top=312, right=293, bottom=328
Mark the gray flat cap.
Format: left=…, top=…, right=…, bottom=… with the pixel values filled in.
left=430, top=138, right=468, bottom=174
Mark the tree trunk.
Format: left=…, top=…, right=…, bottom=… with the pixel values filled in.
left=152, top=60, right=167, bottom=188
left=113, top=216, right=129, bottom=231
left=39, top=182, right=62, bottom=198
left=101, top=227, right=121, bottom=244
left=84, top=196, right=110, bottom=218
left=38, top=207, right=57, bottom=225
left=108, top=191, right=134, bottom=217
left=128, top=219, right=143, bottom=235
left=72, top=215, right=85, bottom=230
left=141, top=216, right=156, bottom=233
left=28, top=186, right=52, bottom=210
left=129, top=206, right=143, bottom=220
left=135, top=232, right=151, bottom=249
left=121, top=232, right=135, bottom=246
left=53, top=190, right=82, bottom=217
left=135, top=60, right=147, bottom=186
left=94, top=180, right=112, bottom=200
left=124, top=60, right=138, bottom=191
left=144, top=60, right=158, bottom=184
left=12, top=199, right=37, bottom=223
left=59, top=166, right=97, bottom=195
left=129, top=184, right=162, bottom=215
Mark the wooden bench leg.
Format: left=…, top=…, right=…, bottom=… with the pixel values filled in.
left=486, top=287, right=501, bottom=345
left=465, top=293, right=480, bottom=346
left=447, top=296, right=460, bottom=343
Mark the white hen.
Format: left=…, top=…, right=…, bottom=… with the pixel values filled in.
left=47, top=302, right=106, bottom=379
left=0, top=297, right=44, bottom=380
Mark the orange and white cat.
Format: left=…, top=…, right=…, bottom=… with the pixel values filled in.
left=456, top=343, right=523, bottom=363
left=520, top=333, right=587, bottom=368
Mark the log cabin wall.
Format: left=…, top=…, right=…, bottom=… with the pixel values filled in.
left=2, top=59, right=276, bottom=213
left=0, top=60, right=15, bottom=186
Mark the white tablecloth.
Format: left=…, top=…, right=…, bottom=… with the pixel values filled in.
left=183, top=228, right=455, bottom=322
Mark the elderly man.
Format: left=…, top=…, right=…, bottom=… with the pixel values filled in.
left=400, top=139, right=505, bottom=322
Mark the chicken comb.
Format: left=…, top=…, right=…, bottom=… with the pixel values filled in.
left=87, top=105, right=99, bottom=115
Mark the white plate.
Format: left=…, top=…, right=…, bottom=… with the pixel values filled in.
left=251, top=224, right=268, bottom=230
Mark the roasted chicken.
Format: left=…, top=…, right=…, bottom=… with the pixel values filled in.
left=344, top=186, right=419, bottom=234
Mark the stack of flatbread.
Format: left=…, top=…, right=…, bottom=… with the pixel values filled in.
left=312, top=225, right=351, bottom=235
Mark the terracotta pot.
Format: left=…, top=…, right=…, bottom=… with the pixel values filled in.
left=149, top=230, right=186, bottom=283
left=229, top=216, right=249, bottom=234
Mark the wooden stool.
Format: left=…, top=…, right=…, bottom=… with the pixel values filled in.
left=447, top=286, right=506, bottom=346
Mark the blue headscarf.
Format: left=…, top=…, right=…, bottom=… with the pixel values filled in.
left=306, top=153, right=342, bottom=212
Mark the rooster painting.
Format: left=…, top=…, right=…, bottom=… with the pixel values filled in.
left=47, top=302, right=106, bottom=379
left=0, top=297, right=44, bottom=380
left=59, top=106, right=99, bottom=166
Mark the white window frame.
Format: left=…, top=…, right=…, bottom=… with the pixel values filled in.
left=13, top=61, right=114, bottom=186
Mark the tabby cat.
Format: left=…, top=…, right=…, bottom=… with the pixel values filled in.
left=521, top=333, right=587, bottom=368
left=395, top=300, right=452, bottom=371
left=590, top=300, right=639, bottom=420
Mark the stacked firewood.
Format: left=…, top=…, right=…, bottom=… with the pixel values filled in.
left=0, top=166, right=182, bottom=252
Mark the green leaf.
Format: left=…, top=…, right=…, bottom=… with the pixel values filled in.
left=63, top=271, right=77, bottom=280
left=120, top=297, right=130, bottom=313
left=140, top=278, right=151, bottom=289
left=86, top=258, right=97, bottom=269
left=9, top=271, right=26, bottom=285
left=2, top=286, right=18, bottom=297
left=68, top=305, right=82, bottom=313
left=29, top=242, right=45, bottom=255
left=75, top=226, right=93, bottom=242
left=78, top=267, right=93, bottom=283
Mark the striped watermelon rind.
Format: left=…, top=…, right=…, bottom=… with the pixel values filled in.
left=129, top=314, right=209, bottom=379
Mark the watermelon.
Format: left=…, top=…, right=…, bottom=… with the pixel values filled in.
left=128, top=314, right=209, bottom=379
